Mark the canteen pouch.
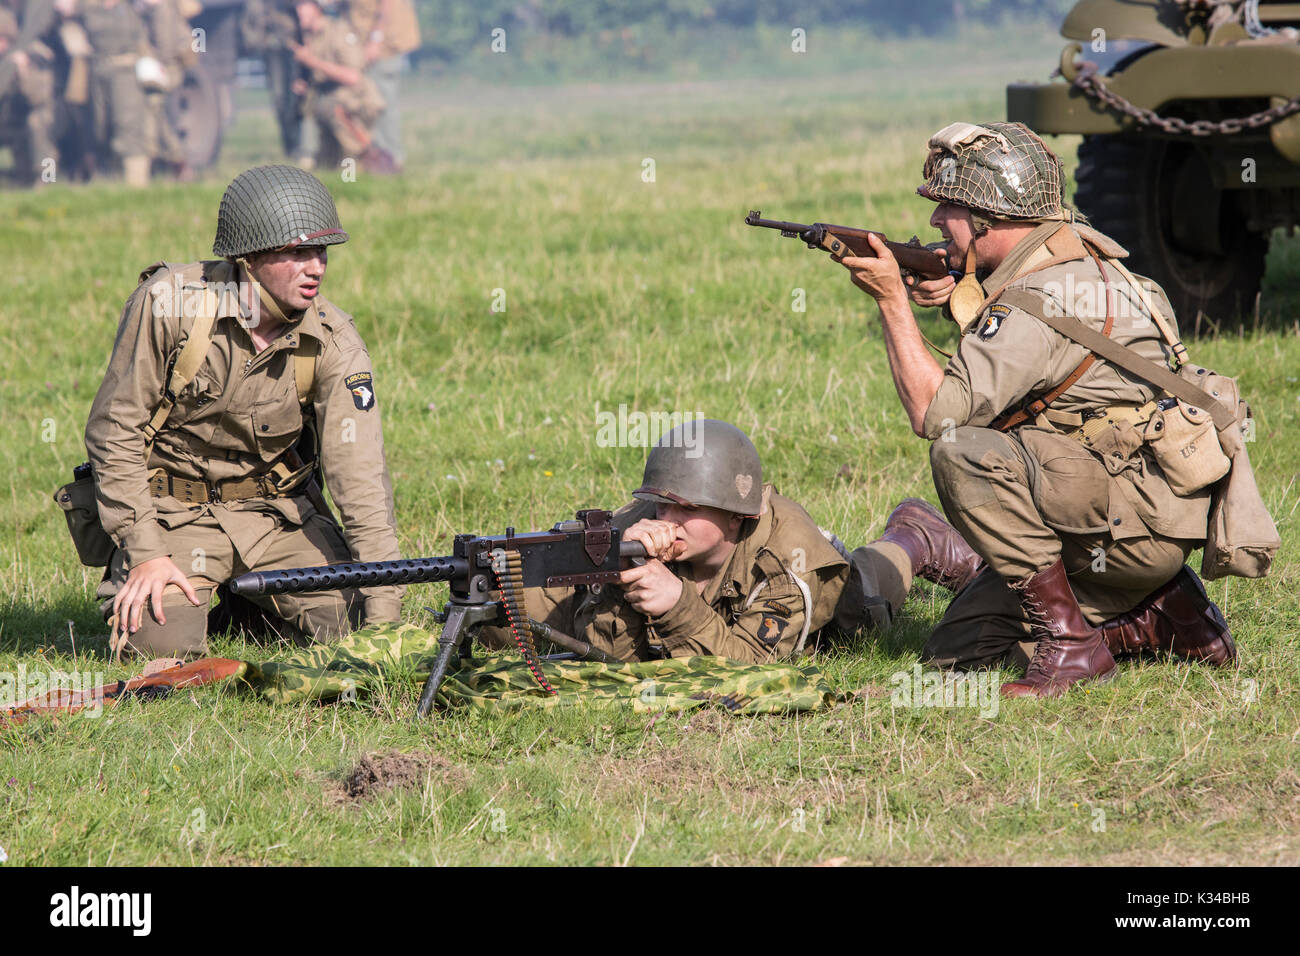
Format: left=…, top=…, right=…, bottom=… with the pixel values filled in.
left=1143, top=399, right=1231, bottom=496
left=54, top=463, right=116, bottom=567
left=1174, top=366, right=1279, bottom=579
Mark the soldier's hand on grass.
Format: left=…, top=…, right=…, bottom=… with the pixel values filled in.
left=623, top=519, right=687, bottom=562
left=113, top=555, right=200, bottom=635
left=841, top=232, right=909, bottom=305
left=619, top=559, right=683, bottom=618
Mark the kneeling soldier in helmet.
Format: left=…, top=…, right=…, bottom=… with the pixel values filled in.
left=86, top=164, right=403, bottom=657
left=490, top=419, right=981, bottom=664
left=841, top=122, right=1235, bottom=697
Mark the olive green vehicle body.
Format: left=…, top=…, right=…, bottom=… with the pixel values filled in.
left=1007, top=0, right=1300, bottom=325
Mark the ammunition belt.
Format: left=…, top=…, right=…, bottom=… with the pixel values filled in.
left=148, top=466, right=308, bottom=505
left=491, top=548, right=557, bottom=695
left=1062, top=400, right=1164, bottom=449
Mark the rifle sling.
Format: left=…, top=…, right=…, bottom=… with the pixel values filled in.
left=997, top=288, right=1236, bottom=431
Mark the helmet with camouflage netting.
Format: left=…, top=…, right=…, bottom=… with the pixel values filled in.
left=917, top=121, right=1070, bottom=224
left=633, top=419, right=764, bottom=517
left=213, top=164, right=348, bottom=258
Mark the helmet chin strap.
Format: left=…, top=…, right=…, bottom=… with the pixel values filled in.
left=236, top=257, right=303, bottom=327
left=947, top=241, right=986, bottom=333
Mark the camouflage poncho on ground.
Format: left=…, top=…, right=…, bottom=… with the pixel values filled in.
left=239, top=622, right=844, bottom=714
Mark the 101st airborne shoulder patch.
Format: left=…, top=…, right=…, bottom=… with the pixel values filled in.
left=345, top=371, right=376, bottom=410
left=977, top=303, right=1011, bottom=340
left=757, top=610, right=790, bottom=646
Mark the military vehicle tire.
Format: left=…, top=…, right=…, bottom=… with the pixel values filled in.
left=165, top=66, right=225, bottom=171
left=1074, top=133, right=1266, bottom=329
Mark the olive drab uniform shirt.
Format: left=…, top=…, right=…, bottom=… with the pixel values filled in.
left=521, top=486, right=851, bottom=664
left=922, top=221, right=1213, bottom=544
left=85, top=260, right=403, bottom=621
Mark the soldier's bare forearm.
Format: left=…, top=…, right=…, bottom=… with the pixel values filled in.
left=876, top=293, right=945, bottom=437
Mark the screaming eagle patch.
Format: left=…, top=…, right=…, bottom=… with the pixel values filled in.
left=977, top=303, right=1011, bottom=340
left=757, top=613, right=790, bottom=646
left=345, top=371, right=375, bottom=410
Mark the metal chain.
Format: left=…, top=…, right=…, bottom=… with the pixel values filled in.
left=1072, top=61, right=1300, bottom=136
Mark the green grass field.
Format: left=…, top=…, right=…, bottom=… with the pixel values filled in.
left=1, top=28, right=1297, bottom=865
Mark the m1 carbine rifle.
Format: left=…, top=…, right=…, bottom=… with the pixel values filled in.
left=229, top=509, right=646, bottom=718
left=744, top=210, right=952, bottom=278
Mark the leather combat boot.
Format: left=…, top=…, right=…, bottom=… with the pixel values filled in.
left=879, top=498, right=983, bottom=593
left=1099, top=566, right=1236, bottom=665
left=1000, top=558, right=1116, bottom=698
left=361, top=145, right=399, bottom=175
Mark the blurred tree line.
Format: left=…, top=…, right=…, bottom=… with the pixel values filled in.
left=413, top=0, right=1077, bottom=67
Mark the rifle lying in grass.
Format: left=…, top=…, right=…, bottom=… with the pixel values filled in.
left=744, top=210, right=952, bottom=278
left=2, top=659, right=244, bottom=726
left=230, top=509, right=646, bottom=718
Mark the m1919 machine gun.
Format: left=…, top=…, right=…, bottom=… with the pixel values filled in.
left=229, top=510, right=646, bottom=717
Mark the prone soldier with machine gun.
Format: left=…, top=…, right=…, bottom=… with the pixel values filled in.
left=229, top=419, right=985, bottom=718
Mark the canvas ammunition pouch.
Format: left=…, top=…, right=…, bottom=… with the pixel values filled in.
left=996, top=286, right=1279, bottom=579
left=1143, top=395, right=1232, bottom=497
left=55, top=463, right=118, bottom=567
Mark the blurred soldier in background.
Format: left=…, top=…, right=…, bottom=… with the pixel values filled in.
left=289, top=0, right=391, bottom=173
left=345, top=0, right=416, bottom=170
left=137, top=0, right=193, bottom=179
left=54, top=0, right=97, bottom=181
left=242, top=0, right=305, bottom=161
left=80, top=0, right=152, bottom=185
left=0, top=4, right=59, bottom=185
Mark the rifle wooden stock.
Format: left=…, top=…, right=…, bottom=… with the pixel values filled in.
left=744, top=210, right=950, bottom=279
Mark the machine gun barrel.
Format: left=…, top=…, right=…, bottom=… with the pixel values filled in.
left=229, top=555, right=470, bottom=596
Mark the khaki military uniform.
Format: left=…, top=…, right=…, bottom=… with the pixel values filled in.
left=86, top=259, right=403, bottom=656
left=345, top=0, right=418, bottom=165
left=80, top=0, right=150, bottom=170
left=490, top=486, right=915, bottom=665
left=920, top=221, right=1210, bottom=668
left=302, top=15, right=382, bottom=167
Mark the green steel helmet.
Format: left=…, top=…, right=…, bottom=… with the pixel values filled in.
left=633, top=419, right=764, bottom=517
left=212, top=164, right=349, bottom=258
left=917, top=121, right=1069, bottom=223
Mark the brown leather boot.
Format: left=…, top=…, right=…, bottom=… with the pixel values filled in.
left=1000, top=558, right=1116, bottom=698
left=879, top=498, right=983, bottom=593
left=1100, top=567, right=1236, bottom=665
left=360, top=145, right=399, bottom=175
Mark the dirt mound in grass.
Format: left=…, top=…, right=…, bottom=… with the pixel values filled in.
left=338, top=750, right=466, bottom=800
